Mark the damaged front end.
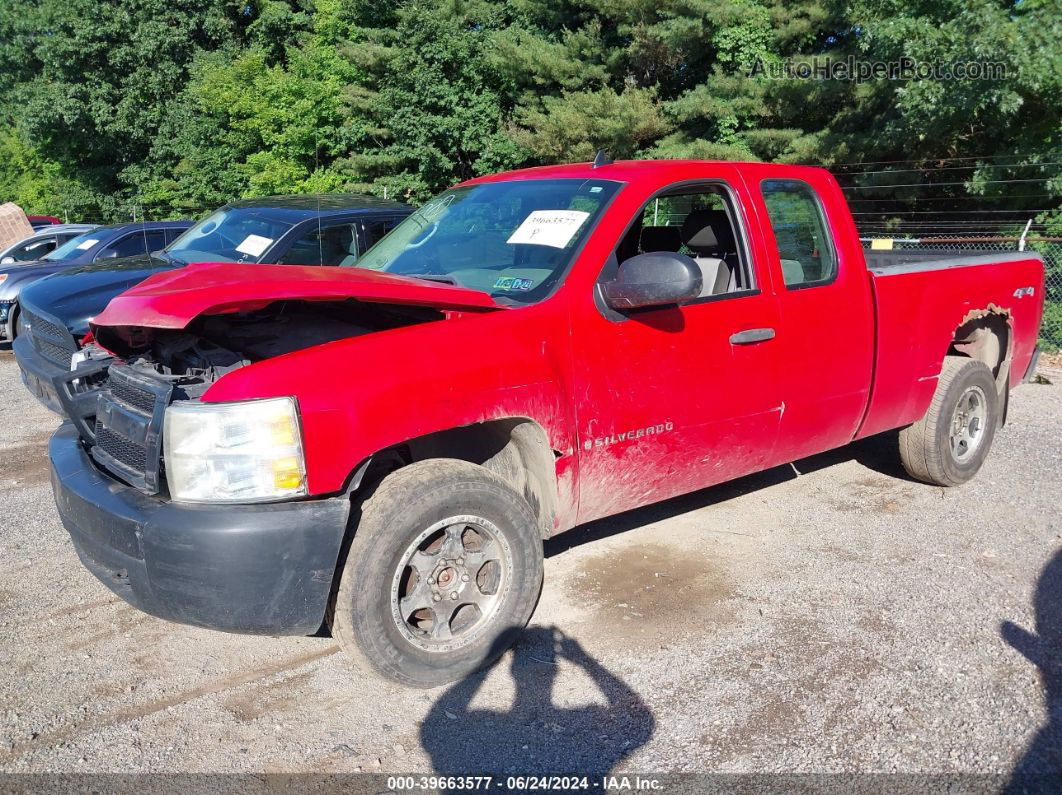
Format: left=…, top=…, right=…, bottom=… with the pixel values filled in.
left=33, top=298, right=446, bottom=496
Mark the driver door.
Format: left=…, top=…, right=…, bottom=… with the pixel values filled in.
left=571, top=178, right=783, bottom=524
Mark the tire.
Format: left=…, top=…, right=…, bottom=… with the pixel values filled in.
left=329, top=458, right=544, bottom=687
left=899, top=355, right=1000, bottom=486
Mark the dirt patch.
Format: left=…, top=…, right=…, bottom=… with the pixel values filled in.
left=697, top=617, right=884, bottom=764
left=223, top=670, right=318, bottom=721
left=64, top=607, right=155, bottom=653
left=0, top=431, right=54, bottom=489
left=563, top=543, right=733, bottom=642
left=45, top=596, right=119, bottom=620
left=826, top=475, right=914, bottom=514
left=0, top=645, right=340, bottom=764
left=1039, top=351, right=1062, bottom=370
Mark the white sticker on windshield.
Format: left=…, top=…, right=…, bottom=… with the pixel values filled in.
left=235, top=234, right=273, bottom=257
left=506, top=210, right=590, bottom=249
left=76, top=239, right=99, bottom=250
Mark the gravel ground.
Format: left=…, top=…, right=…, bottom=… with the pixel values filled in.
left=0, top=347, right=1059, bottom=785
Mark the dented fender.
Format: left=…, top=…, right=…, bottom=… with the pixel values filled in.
left=199, top=302, right=579, bottom=523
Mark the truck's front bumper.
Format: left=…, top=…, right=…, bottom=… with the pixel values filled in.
left=50, top=423, right=351, bottom=636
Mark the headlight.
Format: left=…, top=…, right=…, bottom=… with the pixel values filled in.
left=163, top=397, right=307, bottom=503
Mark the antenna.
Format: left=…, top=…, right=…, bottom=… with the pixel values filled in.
left=592, top=149, right=613, bottom=169
left=316, top=131, right=323, bottom=267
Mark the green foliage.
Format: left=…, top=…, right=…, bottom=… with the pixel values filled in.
left=334, top=0, right=528, bottom=203
left=0, top=0, right=1056, bottom=222
left=512, top=87, right=672, bottom=162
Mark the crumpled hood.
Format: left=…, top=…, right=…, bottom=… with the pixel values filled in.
left=92, top=262, right=502, bottom=331
left=19, top=254, right=170, bottom=335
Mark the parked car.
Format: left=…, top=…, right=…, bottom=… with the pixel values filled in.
left=14, top=195, right=410, bottom=347
left=19, top=160, right=1044, bottom=687
left=0, top=223, right=97, bottom=265
left=27, top=215, right=63, bottom=230
left=0, top=222, right=191, bottom=342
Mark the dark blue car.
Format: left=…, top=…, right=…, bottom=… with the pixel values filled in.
left=16, top=195, right=411, bottom=346
left=0, top=221, right=192, bottom=341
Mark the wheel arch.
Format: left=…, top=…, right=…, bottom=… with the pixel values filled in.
left=946, top=308, right=1012, bottom=424
left=344, top=417, right=560, bottom=539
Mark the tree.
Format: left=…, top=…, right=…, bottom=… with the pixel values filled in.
left=0, top=0, right=251, bottom=219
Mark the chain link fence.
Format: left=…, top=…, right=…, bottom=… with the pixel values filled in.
left=859, top=234, right=1062, bottom=351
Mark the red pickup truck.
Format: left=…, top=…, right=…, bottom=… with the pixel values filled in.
left=29, top=160, right=1044, bottom=686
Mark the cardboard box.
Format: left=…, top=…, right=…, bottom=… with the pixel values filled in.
left=0, top=203, right=34, bottom=251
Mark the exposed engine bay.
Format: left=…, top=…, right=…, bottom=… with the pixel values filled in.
left=90, top=299, right=445, bottom=399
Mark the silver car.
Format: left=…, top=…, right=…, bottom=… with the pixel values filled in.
left=0, top=224, right=98, bottom=265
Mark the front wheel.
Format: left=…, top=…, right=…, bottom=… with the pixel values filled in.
left=329, top=459, right=544, bottom=687
left=899, top=355, right=1000, bottom=486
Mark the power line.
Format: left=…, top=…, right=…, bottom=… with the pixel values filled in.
left=844, top=178, right=1056, bottom=189
left=847, top=193, right=1060, bottom=203
left=857, top=222, right=1052, bottom=227
left=833, top=163, right=1062, bottom=177
left=850, top=209, right=1058, bottom=215
left=826, top=154, right=1062, bottom=168
left=857, top=220, right=1048, bottom=223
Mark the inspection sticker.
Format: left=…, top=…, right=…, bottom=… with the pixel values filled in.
left=76, top=239, right=99, bottom=250
left=507, top=210, right=589, bottom=248
left=493, top=276, right=535, bottom=291
left=235, top=234, right=273, bottom=257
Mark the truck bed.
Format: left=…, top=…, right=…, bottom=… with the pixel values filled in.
left=856, top=251, right=1045, bottom=439
left=864, top=249, right=1038, bottom=273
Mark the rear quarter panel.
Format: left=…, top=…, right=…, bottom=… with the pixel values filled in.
left=857, top=255, right=1045, bottom=439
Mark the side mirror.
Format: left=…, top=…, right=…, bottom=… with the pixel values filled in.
left=603, top=251, right=702, bottom=310
left=0, top=256, right=14, bottom=264
left=97, top=248, right=119, bottom=259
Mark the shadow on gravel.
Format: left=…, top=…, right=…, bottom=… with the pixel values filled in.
left=420, top=626, right=653, bottom=786
left=1001, top=549, right=1062, bottom=791
left=546, top=430, right=909, bottom=557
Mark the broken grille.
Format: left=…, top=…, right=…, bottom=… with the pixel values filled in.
left=89, top=365, right=173, bottom=494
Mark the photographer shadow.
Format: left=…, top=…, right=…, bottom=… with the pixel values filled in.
left=1002, top=549, right=1062, bottom=792
left=420, top=626, right=654, bottom=785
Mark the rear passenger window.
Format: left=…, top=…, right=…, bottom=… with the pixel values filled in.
left=108, top=230, right=167, bottom=258
left=761, top=180, right=836, bottom=288
left=361, top=216, right=403, bottom=253
left=277, top=223, right=359, bottom=266
left=7, top=237, right=57, bottom=261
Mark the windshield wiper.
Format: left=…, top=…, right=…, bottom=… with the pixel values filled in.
left=410, top=274, right=459, bottom=285
left=157, top=251, right=187, bottom=267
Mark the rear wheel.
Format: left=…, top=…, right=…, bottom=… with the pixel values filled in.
left=899, top=355, right=999, bottom=486
left=329, top=459, right=543, bottom=687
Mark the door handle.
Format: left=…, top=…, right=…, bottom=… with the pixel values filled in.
left=730, top=327, right=776, bottom=345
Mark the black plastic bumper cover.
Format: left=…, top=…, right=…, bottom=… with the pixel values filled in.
left=50, top=423, right=351, bottom=635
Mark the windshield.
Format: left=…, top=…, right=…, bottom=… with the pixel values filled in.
left=350, top=179, right=621, bottom=303
left=165, top=208, right=298, bottom=264
left=43, top=231, right=101, bottom=262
